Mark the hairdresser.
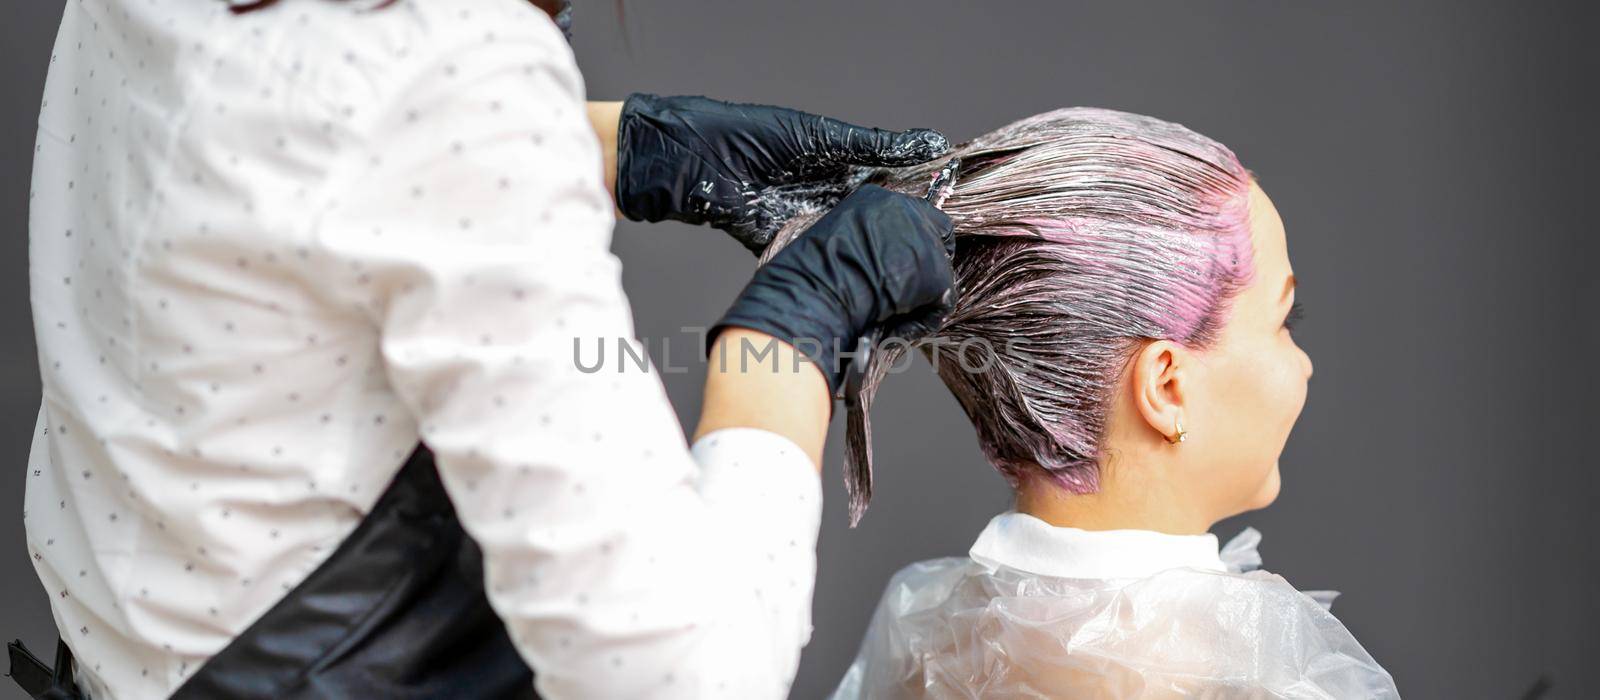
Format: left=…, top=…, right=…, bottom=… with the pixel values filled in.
left=11, top=1, right=956, bottom=699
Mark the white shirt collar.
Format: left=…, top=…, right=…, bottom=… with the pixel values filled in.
left=968, top=511, right=1227, bottom=579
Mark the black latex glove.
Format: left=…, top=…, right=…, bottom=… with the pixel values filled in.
left=710, top=185, right=956, bottom=396
left=615, top=93, right=951, bottom=254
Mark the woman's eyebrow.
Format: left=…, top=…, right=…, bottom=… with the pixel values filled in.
left=1282, top=274, right=1297, bottom=302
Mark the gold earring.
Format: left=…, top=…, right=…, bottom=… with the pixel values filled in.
left=1165, top=416, right=1187, bottom=444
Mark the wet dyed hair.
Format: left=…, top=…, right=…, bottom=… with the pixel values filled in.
left=759, top=107, right=1256, bottom=525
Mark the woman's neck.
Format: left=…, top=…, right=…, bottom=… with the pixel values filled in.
left=1014, top=468, right=1213, bottom=536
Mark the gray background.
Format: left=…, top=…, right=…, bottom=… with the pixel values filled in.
left=3, top=1, right=1596, bottom=698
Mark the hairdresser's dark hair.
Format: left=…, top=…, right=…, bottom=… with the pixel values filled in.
left=759, top=107, right=1256, bottom=525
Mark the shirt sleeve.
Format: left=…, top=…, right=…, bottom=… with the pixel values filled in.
left=311, top=13, right=821, bottom=699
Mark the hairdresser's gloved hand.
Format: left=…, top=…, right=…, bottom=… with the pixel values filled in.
left=616, top=93, right=951, bottom=254
left=710, top=185, right=956, bottom=396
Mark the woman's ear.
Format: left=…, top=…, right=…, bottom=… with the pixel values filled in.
left=1130, top=340, right=1189, bottom=444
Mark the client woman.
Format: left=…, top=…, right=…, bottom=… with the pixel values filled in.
left=760, top=108, right=1400, bottom=698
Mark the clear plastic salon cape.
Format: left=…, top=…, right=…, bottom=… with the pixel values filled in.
left=829, top=529, right=1399, bottom=699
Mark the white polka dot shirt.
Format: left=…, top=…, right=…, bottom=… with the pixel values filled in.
left=23, top=1, right=822, bottom=698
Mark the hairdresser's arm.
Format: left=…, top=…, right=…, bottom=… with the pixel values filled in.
left=694, top=182, right=958, bottom=462
left=588, top=100, right=837, bottom=458
left=696, top=329, right=830, bottom=466
left=586, top=100, right=623, bottom=206
left=321, top=23, right=825, bottom=698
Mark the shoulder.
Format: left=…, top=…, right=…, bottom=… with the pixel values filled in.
left=254, top=0, right=579, bottom=116
left=382, top=0, right=577, bottom=75
left=872, top=557, right=976, bottom=615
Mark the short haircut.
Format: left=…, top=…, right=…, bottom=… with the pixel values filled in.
left=760, top=107, right=1255, bottom=525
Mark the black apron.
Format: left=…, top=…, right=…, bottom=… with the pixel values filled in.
left=8, top=446, right=538, bottom=699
